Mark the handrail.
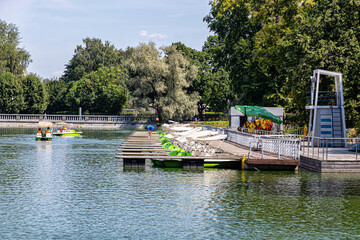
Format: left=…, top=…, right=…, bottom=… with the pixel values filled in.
left=291, top=134, right=360, bottom=160
left=0, top=113, right=156, bottom=123
left=226, top=128, right=300, bottom=159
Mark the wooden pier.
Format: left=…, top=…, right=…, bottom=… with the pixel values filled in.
left=116, top=131, right=242, bottom=169
left=115, top=131, right=300, bottom=170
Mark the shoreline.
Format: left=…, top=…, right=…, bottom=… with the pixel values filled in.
left=0, top=121, right=147, bottom=130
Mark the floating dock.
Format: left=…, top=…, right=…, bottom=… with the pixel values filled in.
left=115, top=131, right=300, bottom=170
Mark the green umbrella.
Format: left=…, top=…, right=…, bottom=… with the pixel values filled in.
left=234, top=105, right=282, bottom=124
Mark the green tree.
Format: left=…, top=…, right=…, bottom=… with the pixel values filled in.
left=62, top=37, right=125, bottom=82
left=68, top=67, right=128, bottom=114
left=21, top=73, right=49, bottom=113
left=0, top=72, right=24, bottom=113
left=205, top=0, right=360, bottom=128
left=0, top=19, right=31, bottom=75
left=161, top=45, right=200, bottom=121
left=204, top=0, right=305, bottom=106
left=276, top=0, right=360, bottom=126
left=127, top=42, right=199, bottom=122
left=173, top=39, right=231, bottom=120
left=45, top=78, right=70, bottom=114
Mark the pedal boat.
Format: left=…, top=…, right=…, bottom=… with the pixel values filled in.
left=36, top=132, right=52, bottom=141
left=53, top=129, right=82, bottom=137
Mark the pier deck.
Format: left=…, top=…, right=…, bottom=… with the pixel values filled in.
left=116, top=131, right=299, bottom=170
left=300, top=147, right=360, bottom=172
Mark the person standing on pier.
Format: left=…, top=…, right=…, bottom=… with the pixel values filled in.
left=147, top=125, right=154, bottom=138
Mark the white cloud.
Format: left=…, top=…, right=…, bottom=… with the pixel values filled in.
left=148, top=33, right=167, bottom=39
left=138, top=30, right=168, bottom=39
left=139, top=30, right=148, bottom=37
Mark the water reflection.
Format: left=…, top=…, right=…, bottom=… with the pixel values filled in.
left=0, top=129, right=360, bottom=238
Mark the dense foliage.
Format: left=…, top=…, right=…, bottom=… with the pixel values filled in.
left=67, top=67, right=128, bottom=114
left=173, top=38, right=231, bottom=120
left=0, top=72, right=24, bottom=113
left=22, top=73, right=49, bottom=113
left=127, top=43, right=199, bottom=122
left=0, top=20, right=31, bottom=75
left=205, top=0, right=360, bottom=127
left=62, top=38, right=125, bottom=82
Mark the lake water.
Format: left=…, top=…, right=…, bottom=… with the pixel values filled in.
left=0, top=128, right=360, bottom=239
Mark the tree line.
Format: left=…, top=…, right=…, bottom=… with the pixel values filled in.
left=1, top=0, right=360, bottom=128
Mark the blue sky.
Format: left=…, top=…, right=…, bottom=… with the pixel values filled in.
left=0, top=0, right=211, bottom=79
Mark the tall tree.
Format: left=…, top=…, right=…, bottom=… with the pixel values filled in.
left=45, top=78, right=70, bottom=114
left=173, top=39, right=230, bottom=119
left=204, top=0, right=304, bottom=106
left=67, top=67, right=128, bottom=114
left=0, top=19, right=31, bottom=75
left=0, top=72, right=24, bottom=113
left=62, top=37, right=124, bottom=82
left=160, top=45, right=200, bottom=121
left=276, top=0, right=360, bottom=126
left=21, top=73, right=49, bottom=114
left=127, top=42, right=199, bottom=122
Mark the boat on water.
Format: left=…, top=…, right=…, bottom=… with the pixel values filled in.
left=53, top=129, right=82, bottom=137
left=36, top=132, right=53, bottom=141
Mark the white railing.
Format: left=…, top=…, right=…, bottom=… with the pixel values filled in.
left=227, top=130, right=260, bottom=149
left=225, top=129, right=300, bottom=159
left=0, top=114, right=156, bottom=123
left=261, top=137, right=301, bottom=160
left=199, top=125, right=300, bottom=159
left=300, top=135, right=360, bottom=161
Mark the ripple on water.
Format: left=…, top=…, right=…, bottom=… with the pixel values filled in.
left=0, top=129, right=360, bottom=239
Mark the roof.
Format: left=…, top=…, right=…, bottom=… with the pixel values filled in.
left=234, top=105, right=283, bottom=124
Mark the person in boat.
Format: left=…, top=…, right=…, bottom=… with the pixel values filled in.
left=37, top=128, right=42, bottom=134
left=62, top=126, right=67, bottom=132
left=57, top=128, right=62, bottom=133
left=45, top=127, right=52, bottom=133
left=147, top=125, right=154, bottom=138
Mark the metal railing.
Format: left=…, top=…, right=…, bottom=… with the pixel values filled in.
left=227, top=129, right=300, bottom=160
left=200, top=124, right=359, bottom=161
left=0, top=114, right=156, bottom=123
left=293, top=135, right=360, bottom=161
left=198, top=125, right=301, bottom=160
left=261, top=136, right=301, bottom=160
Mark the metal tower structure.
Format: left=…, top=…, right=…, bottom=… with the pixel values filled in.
left=306, top=69, right=347, bottom=147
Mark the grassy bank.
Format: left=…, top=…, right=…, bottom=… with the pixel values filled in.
left=193, top=121, right=229, bottom=128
